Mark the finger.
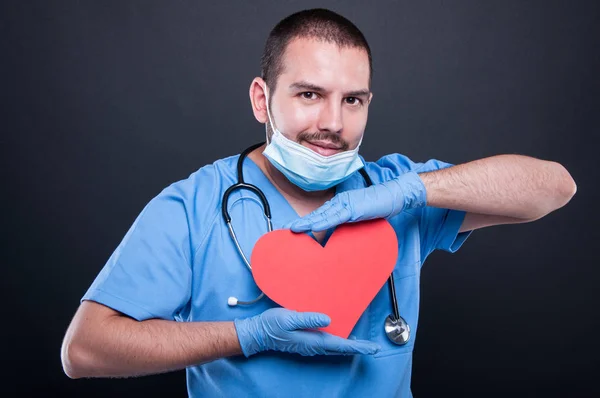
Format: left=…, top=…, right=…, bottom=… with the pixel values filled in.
left=289, top=201, right=338, bottom=232
left=309, top=206, right=341, bottom=231
left=302, top=200, right=337, bottom=226
left=320, top=334, right=381, bottom=355
left=281, top=220, right=299, bottom=231
left=287, top=311, right=331, bottom=330
left=311, top=205, right=352, bottom=231
left=299, top=202, right=344, bottom=232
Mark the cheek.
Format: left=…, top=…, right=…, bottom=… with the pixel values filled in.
left=278, top=103, right=320, bottom=134
left=345, top=111, right=369, bottom=141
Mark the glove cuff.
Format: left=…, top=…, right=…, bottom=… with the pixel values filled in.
left=233, top=317, right=263, bottom=357
left=396, top=171, right=427, bottom=210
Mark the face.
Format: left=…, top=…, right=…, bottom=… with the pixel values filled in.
left=262, top=38, right=372, bottom=156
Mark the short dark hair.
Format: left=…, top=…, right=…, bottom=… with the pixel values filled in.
left=260, top=8, right=373, bottom=94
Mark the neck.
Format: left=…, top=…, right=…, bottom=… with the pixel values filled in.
left=248, top=144, right=336, bottom=207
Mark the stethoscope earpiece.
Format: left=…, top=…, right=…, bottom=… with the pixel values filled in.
left=227, top=297, right=239, bottom=306
left=227, top=293, right=265, bottom=307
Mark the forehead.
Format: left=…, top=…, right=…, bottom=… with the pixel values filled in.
left=279, top=37, right=370, bottom=90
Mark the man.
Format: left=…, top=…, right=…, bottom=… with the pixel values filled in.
left=60, top=8, right=576, bottom=397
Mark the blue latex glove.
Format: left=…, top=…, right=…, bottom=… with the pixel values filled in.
left=234, top=308, right=381, bottom=357
left=286, top=171, right=427, bottom=232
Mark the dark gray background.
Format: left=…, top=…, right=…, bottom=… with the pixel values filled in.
left=2, top=1, right=599, bottom=397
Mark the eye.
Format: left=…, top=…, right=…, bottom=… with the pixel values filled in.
left=345, top=97, right=363, bottom=106
left=300, top=92, right=318, bottom=100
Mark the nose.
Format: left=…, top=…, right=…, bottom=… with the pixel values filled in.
left=316, top=97, right=343, bottom=134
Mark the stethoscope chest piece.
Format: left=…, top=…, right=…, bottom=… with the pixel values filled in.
left=385, top=314, right=410, bottom=345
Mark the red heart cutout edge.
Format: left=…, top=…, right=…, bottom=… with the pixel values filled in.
left=250, top=219, right=398, bottom=338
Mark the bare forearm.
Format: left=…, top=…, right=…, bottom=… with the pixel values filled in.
left=62, top=312, right=243, bottom=379
left=419, top=154, right=577, bottom=219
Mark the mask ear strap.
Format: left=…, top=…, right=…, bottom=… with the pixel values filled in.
left=356, top=133, right=364, bottom=148
left=264, top=85, right=276, bottom=145
left=264, top=121, right=270, bottom=145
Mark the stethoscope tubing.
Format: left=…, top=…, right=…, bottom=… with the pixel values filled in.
left=222, top=142, right=407, bottom=344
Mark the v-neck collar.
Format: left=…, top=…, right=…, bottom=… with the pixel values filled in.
left=243, top=154, right=337, bottom=246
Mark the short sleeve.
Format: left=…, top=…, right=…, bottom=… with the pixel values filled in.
left=419, top=206, right=471, bottom=257
left=81, top=185, right=193, bottom=321
left=411, top=158, right=473, bottom=258
left=369, top=154, right=473, bottom=259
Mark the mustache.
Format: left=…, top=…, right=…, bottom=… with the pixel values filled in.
left=296, top=131, right=349, bottom=151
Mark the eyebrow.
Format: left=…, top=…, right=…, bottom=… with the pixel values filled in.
left=289, top=81, right=370, bottom=98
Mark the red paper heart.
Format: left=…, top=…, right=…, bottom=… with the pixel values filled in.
left=250, top=219, right=398, bottom=338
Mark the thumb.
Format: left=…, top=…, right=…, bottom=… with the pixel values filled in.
left=281, top=220, right=297, bottom=231
left=287, top=312, right=331, bottom=330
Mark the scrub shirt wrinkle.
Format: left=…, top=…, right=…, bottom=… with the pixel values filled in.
left=81, top=151, right=473, bottom=398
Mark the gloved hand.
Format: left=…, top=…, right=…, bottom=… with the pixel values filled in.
left=233, top=307, right=381, bottom=357
left=286, top=171, right=427, bottom=232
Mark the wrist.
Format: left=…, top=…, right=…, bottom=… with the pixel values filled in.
left=233, top=317, right=263, bottom=357
left=390, top=171, right=427, bottom=211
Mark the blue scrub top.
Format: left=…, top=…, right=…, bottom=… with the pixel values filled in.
left=82, top=151, right=472, bottom=398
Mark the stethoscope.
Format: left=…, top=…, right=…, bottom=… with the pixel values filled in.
left=221, top=142, right=410, bottom=345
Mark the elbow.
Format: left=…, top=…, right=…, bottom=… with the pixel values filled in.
left=61, top=338, right=86, bottom=379
left=61, top=332, right=98, bottom=379
left=531, top=162, right=577, bottom=220
left=554, top=162, right=577, bottom=206
left=61, top=301, right=121, bottom=379
left=564, top=172, right=577, bottom=202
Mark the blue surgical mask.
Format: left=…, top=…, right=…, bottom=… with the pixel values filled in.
left=262, top=86, right=364, bottom=192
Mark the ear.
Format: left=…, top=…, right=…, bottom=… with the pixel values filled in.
left=368, top=92, right=374, bottom=105
left=249, top=77, right=268, bottom=123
